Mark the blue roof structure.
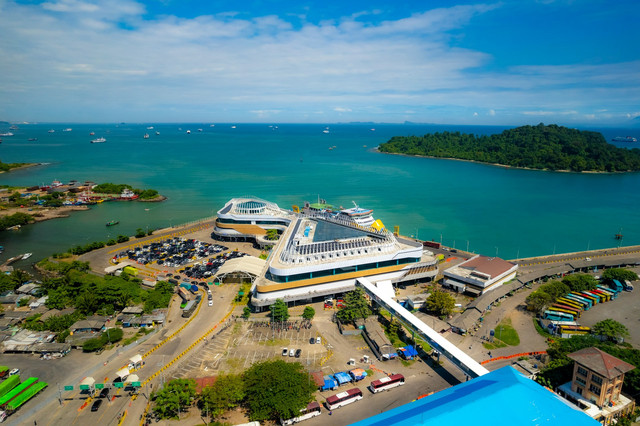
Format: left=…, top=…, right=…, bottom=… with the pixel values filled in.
left=334, top=371, right=352, bottom=385
left=350, top=366, right=599, bottom=426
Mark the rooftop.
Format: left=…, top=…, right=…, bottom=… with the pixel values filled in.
left=568, top=347, right=635, bottom=379
left=351, top=366, right=599, bottom=426
left=445, top=255, right=517, bottom=283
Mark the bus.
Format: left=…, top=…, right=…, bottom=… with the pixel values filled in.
left=182, top=299, right=198, bottom=318
left=588, top=289, right=610, bottom=302
left=543, top=311, right=575, bottom=322
left=597, top=285, right=617, bottom=299
left=564, top=295, right=591, bottom=309
left=551, top=304, right=580, bottom=317
left=325, top=388, right=363, bottom=410
left=280, top=401, right=322, bottom=425
left=369, top=374, right=405, bottom=393
left=584, top=291, right=605, bottom=303
left=547, top=307, right=577, bottom=318
left=556, top=298, right=583, bottom=310
left=558, top=325, right=591, bottom=335
left=570, top=292, right=594, bottom=306
left=577, top=292, right=599, bottom=305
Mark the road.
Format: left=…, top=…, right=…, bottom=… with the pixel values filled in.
left=11, top=283, right=239, bottom=426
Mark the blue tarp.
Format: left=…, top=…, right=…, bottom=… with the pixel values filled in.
left=334, top=372, right=352, bottom=385
left=322, top=376, right=337, bottom=391
left=398, top=346, right=418, bottom=359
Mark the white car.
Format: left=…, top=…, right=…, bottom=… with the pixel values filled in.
left=208, top=300, right=213, bottom=307
left=8, top=368, right=19, bottom=376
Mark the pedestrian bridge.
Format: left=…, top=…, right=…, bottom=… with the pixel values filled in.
left=356, top=277, right=489, bottom=379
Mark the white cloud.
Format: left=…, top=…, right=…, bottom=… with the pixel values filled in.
left=0, top=1, right=638, bottom=124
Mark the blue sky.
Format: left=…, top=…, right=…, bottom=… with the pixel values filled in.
left=1, top=0, right=639, bottom=125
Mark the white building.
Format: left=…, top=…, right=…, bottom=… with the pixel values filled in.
left=443, top=255, right=518, bottom=296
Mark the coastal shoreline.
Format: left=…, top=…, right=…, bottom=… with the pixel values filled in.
left=375, top=148, right=632, bottom=174
left=0, top=163, right=44, bottom=174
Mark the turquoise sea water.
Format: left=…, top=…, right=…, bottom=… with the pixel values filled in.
left=0, top=123, right=639, bottom=263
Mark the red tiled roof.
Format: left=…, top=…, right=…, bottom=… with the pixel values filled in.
left=459, top=255, right=516, bottom=278
left=568, top=347, right=635, bottom=379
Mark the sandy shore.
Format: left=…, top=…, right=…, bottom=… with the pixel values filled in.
left=1, top=205, right=90, bottom=222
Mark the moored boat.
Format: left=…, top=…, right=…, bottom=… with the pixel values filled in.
left=611, top=136, right=637, bottom=143
left=22, top=253, right=32, bottom=260
left=91, top=137, right=106, bottom=143
left=106, top=220, right=119, bottom=227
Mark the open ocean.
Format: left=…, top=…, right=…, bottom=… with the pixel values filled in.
left=1, top=123, right=639, bottom=263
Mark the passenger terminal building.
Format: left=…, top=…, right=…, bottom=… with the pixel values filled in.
left=212, top=197, right=438, bottom=309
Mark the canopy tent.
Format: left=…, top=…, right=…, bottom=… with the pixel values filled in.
left=334, top=371, right=351, bottom=385
left=124, top=374, right=139, bottom=384
left=115, top=367, right=130, bottom=380
left=80, top=377, right=95, bottom=387
left=129, top=354, right=143, bottom=368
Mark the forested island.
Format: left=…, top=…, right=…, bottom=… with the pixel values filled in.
left=0, top=159, right=31, bottom=172
left=378, top=124, right=640, bottom=172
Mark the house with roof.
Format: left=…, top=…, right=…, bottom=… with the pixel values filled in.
left=557, top=347, right=636, bottom=425
left=442, top=254, right=518, bottom=296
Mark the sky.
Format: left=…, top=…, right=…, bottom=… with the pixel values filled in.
left=1, top=0, right=639, bottom=125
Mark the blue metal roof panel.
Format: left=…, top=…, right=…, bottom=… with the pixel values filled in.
left=350, top=366, right=600, bottom=426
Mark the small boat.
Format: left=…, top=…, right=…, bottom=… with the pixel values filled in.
left=198, top=129, right=203, bottom=132
left=91, top=137, right=106, bottom=143
left=143, top=133, right=150, bottom=139
left=0, top=132, right=14, bottom=137
left=147, top=126, right=154, bottom=130
left=90, top=132, right=95, bottom=136
left=22, top=253, right=32, bottom=260
left=230, top=125, right=236, bottom=129
left=155, top=131, right=160, bottom=135
left=186, top=130, right=191, bottom=134
left=62, top=128, right=72, bottom=132
left=28, top=138, right=38, bottom=141
left=106, top=220, right=119, bottom=227
left=9, top=125, right=18, bottom=130
left=6, top=255, right=22, bottom=264
left=611, top=136, right=637, bottom=143
left=48, top=129, right=55, bottom=133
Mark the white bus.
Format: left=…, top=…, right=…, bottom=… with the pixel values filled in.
left=325, top=388, right=363, bottom=410
left=369, top=374, right=405, bottom=393
left=280, top=401, right=321, bottom=425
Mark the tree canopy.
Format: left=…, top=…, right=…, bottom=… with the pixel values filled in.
left=336, top=288, right=372, bottom=323
left=378, top=123, right=640, bottom=172
left=243, top=360, right=316, bottom=422
left=425, top=290, right=456, bottom=317
left=269, top=299, right=290, bottom=322
left=592, top=319, right=630, bottom=342
left=302, top=306, right=315, bottom=321
left=151, top=379, right=197, bottom=419
left=602, top=268, right=638, bottom=283
left=199, top=374, right=245, bottom=418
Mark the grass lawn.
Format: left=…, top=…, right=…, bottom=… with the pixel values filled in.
left=494, top=318, right=520, bottom=346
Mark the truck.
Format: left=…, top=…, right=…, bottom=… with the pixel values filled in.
left=321, top=375, right=337, bottom=391
left=189, top=284, right=199, bottom=294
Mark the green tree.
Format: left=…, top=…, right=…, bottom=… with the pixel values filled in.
left=242, top=306, right=251, bottom=319
left=9, top=269, right=32, bottom=287
left=336, top=288, right=372, bottom=323
left=302, top=306, right=315, bottom=321
left=538, top=280, right=570, bottom=300
left=562, top=274, right=597, bottom=292
left=135, top=228, right=146, bottom=238
left=199, top=374, right=245, bottom=418
left=152, top=378, right=197, bottom=419
left=269, top=299, right=290, bottom=322
left=265, top=229, right=279, bottom=241
left=243, top=360, right=315, bottom=422
left=82, top=338, right=105, bottom=352
left=425, top=290, right=455, bottom=317
left=602, top=268, right=638, bottom=283
left=525, top=290, right=553, bottom=313
left=592, top=319, right=630, bottom=342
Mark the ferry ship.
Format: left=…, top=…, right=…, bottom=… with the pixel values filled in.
left=213, top=197, right=438, bottom=309
left=336, top=202, right=376, bottom=227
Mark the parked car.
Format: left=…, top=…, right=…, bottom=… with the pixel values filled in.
left=8, top=368, right=19, bottom=376
left=316, top=336, right=322, bottom=344
left=99, top=388, right=110, bottom=398
left=208, top=300, right=213, bottom=307
left=289, top=348, right=295, bottom=357
left=295, top=349, right=302, bottom=358
left=309, top=337, right=315, bottom=344
left=282, top=348, right=288, bottom=356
